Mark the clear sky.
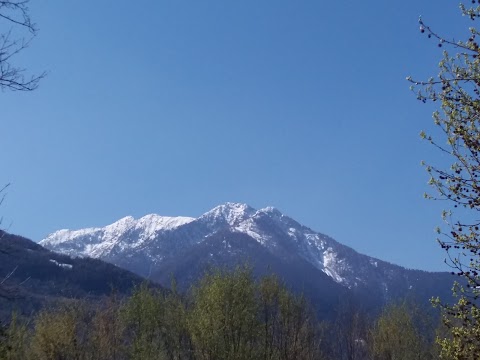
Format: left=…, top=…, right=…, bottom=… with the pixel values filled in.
left=0, top=1, right=469, bottom=271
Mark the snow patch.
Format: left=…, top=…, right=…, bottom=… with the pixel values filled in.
left=234, top=219, right=268, bottom=245
left=322, top=249, right=346, bottom=284
left=49, top=259, right=73, bottom=269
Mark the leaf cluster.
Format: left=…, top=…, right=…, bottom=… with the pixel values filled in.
left=410, top=2, right=480, bottom=358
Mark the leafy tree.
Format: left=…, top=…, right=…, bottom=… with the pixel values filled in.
left=409, top=3, right=480, bottom=358
left=258, top=274, right=282, bottom=360
left=369, top=302, right=432, bottom=360
left=123, top=279, right=192, bottom=360
left=188, top=268, right=326, bottom=360
left=188, top=266, right=260, bottom=360
left=30, top=301, right=89, bottom=360
left=0, top=313, right=29, bottom=360
left=161, top=278, right=192, bottom=360
left=121, top=283, right=168, bottom=360
left=0, top=319, right=6, bottom=358
left=0, top=0, right=45, bottom=91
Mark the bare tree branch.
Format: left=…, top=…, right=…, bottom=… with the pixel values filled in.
left=0, top=0, right=45, bottom=92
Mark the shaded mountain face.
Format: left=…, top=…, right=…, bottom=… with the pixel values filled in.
left=0, top=231, right=149, bottom=319
left=40, top=202, right=454, bottom=312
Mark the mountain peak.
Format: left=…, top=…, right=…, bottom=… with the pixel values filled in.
left=258, top=206, right=283, bottom=217
left=223, top=202, right=253, bottom=210
left=200, top=202, right=256, bottom=226
left=105, top=216, right=136, bottom=233
left=39, top=203, right=453, bottom=308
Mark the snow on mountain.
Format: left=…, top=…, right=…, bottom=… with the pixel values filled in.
left=39, top=202, right=455, bottom=310
left=199, top=202, right=256, bottom=226
left=41, top=214, right=195, bottom=258
left=40, top=203, right=384, bottom=288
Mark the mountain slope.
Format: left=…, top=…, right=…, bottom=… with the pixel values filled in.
left=0, top=231, right=151, bottom=319
left=40, top=203, right=454, bottom=310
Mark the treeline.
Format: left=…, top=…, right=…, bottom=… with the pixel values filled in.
left=0, top=266, right=441, bottom=360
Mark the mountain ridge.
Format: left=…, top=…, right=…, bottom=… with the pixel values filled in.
left=40, top=202, right=454, bottom=313
left=41, top=202, right=384, bottom=286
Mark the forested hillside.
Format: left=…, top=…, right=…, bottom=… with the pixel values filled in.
left=0, top=231, right=152, bottom=320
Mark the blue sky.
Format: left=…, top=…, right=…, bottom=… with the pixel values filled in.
left=0, top=1, right=469, bottom=271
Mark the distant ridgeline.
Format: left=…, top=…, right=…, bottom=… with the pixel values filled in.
left=39, top=202, right=454, bottom=316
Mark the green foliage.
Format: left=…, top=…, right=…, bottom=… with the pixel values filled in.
left=121, top=283, right=168, bottom=359
left=370, top=302, right=432, bottom=360
left=161, top=278, right=192, bottom=360
left=258, top=274, right=283, bottom=360
left=30, top=301, right=89, bottom=360
left=0, top=320, right=5, bottom=358
left=188, top=267, right=325, bottom=360
left=0, top=315, right=29, bottom=360
left=0, top=267, right=441, bottom=359
left=433, top=295, right=480, bottom=359
left=411, top=3, right=480, bottom=359
left=188, top=266, right=260, bottom=360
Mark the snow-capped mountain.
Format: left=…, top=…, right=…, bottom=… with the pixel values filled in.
left=43, top=214, right=194, bottom=259
left=40, top=202, right=453, bottom=310
left=41, top=203, right=355, bottom=286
